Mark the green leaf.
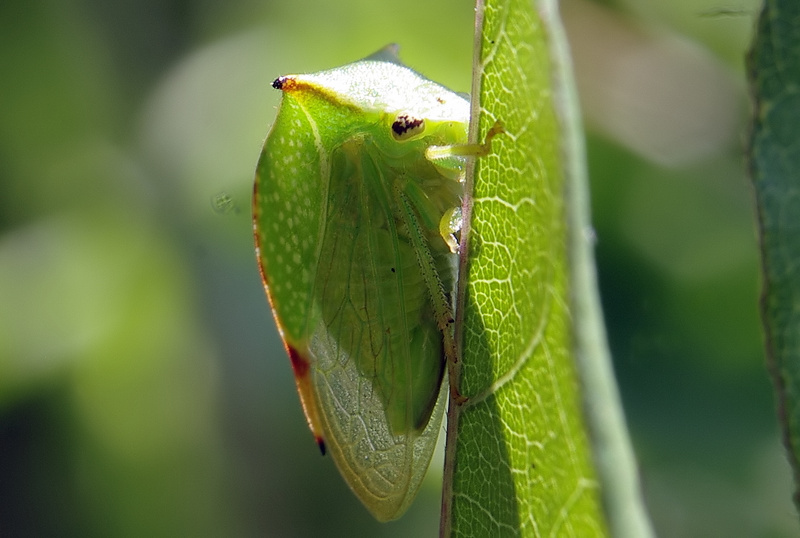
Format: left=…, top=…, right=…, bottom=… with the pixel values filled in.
left=441, top=0, right=653, bottom=535
left=747, top=0, right=800, bottom=515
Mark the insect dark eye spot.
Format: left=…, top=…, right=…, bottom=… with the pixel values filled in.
left=272, top=77, right=285, bottom=90
left=391, top=114, right=425, bottom=140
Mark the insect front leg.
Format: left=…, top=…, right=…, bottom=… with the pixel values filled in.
left=425, top=121, right=505, bottom=254
left=425, top=120, right=505, bottom=163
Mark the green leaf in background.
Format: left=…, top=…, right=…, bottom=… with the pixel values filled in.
left=440, top=0, right=647, bottom=534
left=747, top=0, right=800, bottom=515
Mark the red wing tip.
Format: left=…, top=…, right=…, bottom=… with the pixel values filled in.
left=316, top=437, right=326, bottom=456
left=287, top=345, right=311, bottom=377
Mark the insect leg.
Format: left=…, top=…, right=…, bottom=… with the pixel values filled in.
left=425, top=120, right=505, bottom=162
left=395, top=188, right=466, bottom=405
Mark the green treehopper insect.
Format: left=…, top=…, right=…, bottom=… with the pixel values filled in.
left=253, top=45, right=493, bottom=521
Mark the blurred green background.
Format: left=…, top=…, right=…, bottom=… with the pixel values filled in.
left=0, top=0, right=793, bottom=536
